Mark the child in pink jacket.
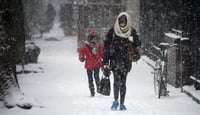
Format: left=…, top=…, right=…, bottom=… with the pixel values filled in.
left=79, top=29, right=103, bottom=96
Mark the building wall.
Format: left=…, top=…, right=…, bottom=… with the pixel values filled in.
left=140, top=0, right=200, bottom=89
left=126, top=0, right=140, bottom=33
left=77, top=0, right=126, bottom=51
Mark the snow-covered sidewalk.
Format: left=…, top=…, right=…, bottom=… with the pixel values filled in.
left=142, top=55, right=200, bottom=104
left=0, top=37, right=200, bottom=115
left=183, top=86, right=200, bottom=104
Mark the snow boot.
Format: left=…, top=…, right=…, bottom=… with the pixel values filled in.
left=90, top=87, right=95, bottom=97
left=90, top=91, right=95, bottom=97
left=120, top=104, right=127, bottom=111
left=111, top=100, right=119, bottom=110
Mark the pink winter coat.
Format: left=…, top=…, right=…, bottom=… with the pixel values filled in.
left=79, top=43, right=103, bottom=70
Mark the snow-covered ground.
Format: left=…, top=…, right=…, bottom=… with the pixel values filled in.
left=0, top=36, right=200, bottom=115
left=43, top=20, right=65, bottom=40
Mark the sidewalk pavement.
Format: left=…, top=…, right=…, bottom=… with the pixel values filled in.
left=183, top=86, right=200, bottom=104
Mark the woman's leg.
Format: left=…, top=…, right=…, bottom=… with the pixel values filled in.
left=87, top=70, right=95, bottom=96
left=119, top=71, right=128, bottom=104
left=113, top=70, right=120, bottom=101
left=111, top=70, right=121, bottom=109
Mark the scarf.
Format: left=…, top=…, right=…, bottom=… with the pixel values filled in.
left=114, top=12, right=132, bottom=38
left=85, top=41, right=98, bottom=54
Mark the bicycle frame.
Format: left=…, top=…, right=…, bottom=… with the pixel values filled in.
left=152, top=43, right=171, bottom=98
left=153, top=59, right=167, bottom=98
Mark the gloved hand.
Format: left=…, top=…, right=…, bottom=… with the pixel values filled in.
left=128, top=36, right=134, bottom=42
left=80, top=57, right=85, bottom=62
left=102, top=65, right=111, bottom=77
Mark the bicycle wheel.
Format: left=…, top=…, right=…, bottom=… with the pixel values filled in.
left=158, top=77, right=162, bottom=98
left=153, top=60, right=161, bottom=97
left=153, top=70, right=160, bottom=96
left=158, top=61, right=168, bottom=98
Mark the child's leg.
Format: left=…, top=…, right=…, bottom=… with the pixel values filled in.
left=94, top=68, right=100, bottom=92
left=87, top=70, right=95, bottom=96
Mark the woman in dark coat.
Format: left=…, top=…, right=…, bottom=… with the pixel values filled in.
left=103, top=12, right=141, bottom=110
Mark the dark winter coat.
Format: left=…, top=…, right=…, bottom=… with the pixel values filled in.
left=103, top=27, right=141, bottom=72
left=79, top=43, right=103, bottom=70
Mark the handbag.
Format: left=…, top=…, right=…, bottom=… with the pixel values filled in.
left=99, top=75, right=111, bottom=96
left=125, top=43, right=140, bottom=62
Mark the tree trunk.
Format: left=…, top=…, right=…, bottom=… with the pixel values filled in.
left=0, top=0, right=32, bottom=109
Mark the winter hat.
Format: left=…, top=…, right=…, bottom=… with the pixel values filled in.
left=114, top=12, right=132, bottom=38
left=88, top=29, right=97, bottom=33
left=87, top=29, right=100, bottom=43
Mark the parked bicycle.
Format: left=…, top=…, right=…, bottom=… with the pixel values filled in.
left=151, top=43, right=177, bottom=98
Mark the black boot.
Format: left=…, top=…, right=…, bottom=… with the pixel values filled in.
left=90, top=87, right=95, bottom=97
left=91, top=91, right=95, bottom=97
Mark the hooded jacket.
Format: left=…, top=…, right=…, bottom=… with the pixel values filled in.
left=79, top=31, right=103, bottom=70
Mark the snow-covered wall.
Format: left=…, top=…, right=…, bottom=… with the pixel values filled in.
left=165, top=32, right=190, bottom=87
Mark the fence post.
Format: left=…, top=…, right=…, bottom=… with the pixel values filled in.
left=164, top=32, right=181, bottom=87
left=180, top=39, right=183, bottom=92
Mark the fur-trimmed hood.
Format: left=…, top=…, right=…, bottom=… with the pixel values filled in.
left=86, top=30, right=100, bottom=47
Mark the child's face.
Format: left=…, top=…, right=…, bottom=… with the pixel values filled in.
left=91, top=37, right=97, bottom=44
